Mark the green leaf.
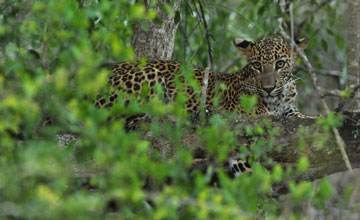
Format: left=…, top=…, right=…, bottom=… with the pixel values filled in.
left=297, top=156, right=309, bottom=173
left=245, top=125, right=253, bottom=136
left=5, top=43, right=17, bottom=60
left=258, top=3, right=267, bottom=15
left=321, top=39, right=328, bottom=52
left=313, top=179, right=333, bottom=208
left=254, top=125, right=264, bottom=135
left=140, top=19, right=149, bottom=31
left=147, top=9, right=157, bottom=20
left=272, top=164, right=283, bottom=182
left=289, top=181, right=313, bottom=202
left=153, top=16, right=163, bottom=25
left=174, top=11, right=181, bottom=25
left=159, top=3, right=174, bottom=16
left=326, top=28, right=334, bottom=36
left=335, top=34, right=345, bottom=48
left=129, top=4, right=146, bottom=20
left=240, top=95, right=257, bottom=114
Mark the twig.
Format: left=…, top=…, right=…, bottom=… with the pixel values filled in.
left=318, top=84, right=360, bottom=98
left=183, top=0, right=189, bottom=62
left=41, top=26, right=49, bottom=69
left=208, top=3, right=264, bottom=35
left=189, top=34, right=205, bottom=61
left=201, top=67, right=210, bottom=107
left=222, top=56, right=242, bottom=73
left=335, top=84, right=360, bottom=113
left=193, top=0, right=214, bottom=110
left=41, top=40, right=49, bottom=69
left=295, top=66, right=344, bottom=77
left=276, top=18, right=353, bottom=173
left=197, top=0, right=214, bottom=70
left=279, top=0, right=287, bottom=12
left=185, top=20, right=201, bottom=40
left=290, top=2, right=294, bottom=62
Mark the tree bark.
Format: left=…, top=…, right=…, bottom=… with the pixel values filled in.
left=131, top=0, right=180, bottom=60
left=346, top=0, right=360, bottom=110
left=159, top=112, right=360, bottom=185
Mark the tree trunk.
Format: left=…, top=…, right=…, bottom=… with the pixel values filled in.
left=346, top=0, right=360, bottom=110
left=131, top=0, right=180, bottom=60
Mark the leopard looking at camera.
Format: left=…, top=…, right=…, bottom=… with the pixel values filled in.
left=95, top=37, right=309, bottom=125
left=94, top=36, right=309, bottom=176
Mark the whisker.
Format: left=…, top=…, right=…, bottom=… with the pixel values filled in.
left=280, top=79, right=299, bottom=88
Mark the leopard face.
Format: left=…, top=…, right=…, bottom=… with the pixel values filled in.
left=234, top=37, right=308, bottom=98
left=233, top=37, right=309, bottom=116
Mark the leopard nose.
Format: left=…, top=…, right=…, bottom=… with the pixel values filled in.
left=263, top=86, right=275, bottom=94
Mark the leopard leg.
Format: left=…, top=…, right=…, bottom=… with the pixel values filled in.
left=283, top=106, right=318, bottom=119
left=125, top=114, right=150, bottom=131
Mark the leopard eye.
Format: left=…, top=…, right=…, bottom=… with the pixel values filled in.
left=275, top=60, right=285, bottom=69
left=252, top=62, right=261, bottom=70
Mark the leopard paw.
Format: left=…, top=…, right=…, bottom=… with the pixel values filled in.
left=228, top=156, right=252, bottom=178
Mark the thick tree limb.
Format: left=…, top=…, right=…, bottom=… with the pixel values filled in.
left=67, top=112, right=360, bottom=193
left=276, top=19, right=354, bottom=172
left=188, top=112, right=360, bottom=187
left=346, top=0, right=360, bottom=110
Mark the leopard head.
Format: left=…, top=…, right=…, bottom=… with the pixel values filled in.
left=233, top=37, right=309, bottom=97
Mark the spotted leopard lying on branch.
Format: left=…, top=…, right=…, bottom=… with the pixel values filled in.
left=95, top=37, right=309, bottom=177
left=96, top=37, right=309, bottom=123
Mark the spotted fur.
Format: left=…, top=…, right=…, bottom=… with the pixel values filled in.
left=95, top=37, right=309, bottom=123
left=94, top=37, right=310, bottom=176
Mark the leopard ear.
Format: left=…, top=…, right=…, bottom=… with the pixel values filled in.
left=295, top=38, right=309, bottom=50
left=233, top=38, right=252, bottom=51
left=233, top=38, right=253, bottom=59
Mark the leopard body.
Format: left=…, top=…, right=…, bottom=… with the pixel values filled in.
left=95, top=37, right=309, bottom=126
left=94, top=37, right=310, bottom=176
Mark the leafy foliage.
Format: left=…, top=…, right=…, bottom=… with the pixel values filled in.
left=0, top=0, right=353, bottom=219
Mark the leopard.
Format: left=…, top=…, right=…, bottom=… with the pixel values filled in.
left=94, top=36, right=309, bottom=177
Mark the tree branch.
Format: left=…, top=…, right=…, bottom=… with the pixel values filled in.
left=194, top=0, right=214, bottom=70
left=188, top=112, right=360, bottom=196
left=318, top=84, right=360, bottom=98
left=222, top=56, right=242, bottom=73
left=67, top=112, right=360, bottom=198
left=193, top=0, right=214, bottom=109
left=276, top=18, right=354, bottom=173
left=346, top=0, right=360, bottom=110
